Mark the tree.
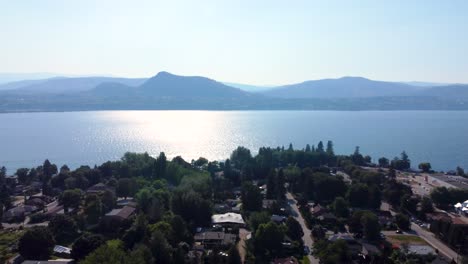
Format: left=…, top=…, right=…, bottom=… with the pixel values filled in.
left=276, top=169, right=286, bottom=200
left=361, top=212, right=381, bottom=241
left=420, top=197, right=434, bottom=215
left=171, top=189, right=212, bottom=227
left=347, top=184, right=369, bottom=208
left=84, top=197, right=102, bottom=225
left=418, top=163, right=432, bottom=173
left=378, top=157, right=389, bottom=167
left=193, top=157, right=208, bottom=167
left=286, top=217, right=303, bottom=241
left=456, top=166, right=465, bottom=177
left=230, top=146, right=253, bottom=170
left=430, top=187, right=452, bottom=209
left=60, top=188, right=82, bottom=213
left=326, top=140, right=334, bottom=156
left=311, top=225, right=326, bottom=241
left=241, top=182, right=262, bottom=211
left=395, top=213, right=410, bottom=231
left=314, top=239, right=352, bottom=264
left=101, top=189, right=116, bottom=212
left=332, top=197, right=349, bottom=218
left=249, top=211, right=271, bottom=233
left=19, top=227, right=55, bottom=260
left=117, top=178, right=136, bottom=198
left=400, top=194, right=418, bottom=214
left=48, top=214, right=78, bottom=243
left=227, top=244, right=242, bottom=264
left=317, top=141, right=324, bottom=152
left=80, top=240, right=130, bottom=264
left=16, top=168, right=30, bottom=185
left=254, top=222, right=286, bottom=257
left=352, top=146, right=365, bottom=165
left=150, top=230, right=173, bottom=264
left=71, top=233, right=105, bottom=260
left=266, top=169, right=276, bottom=199
left=153, top=152, right=167, bottom=179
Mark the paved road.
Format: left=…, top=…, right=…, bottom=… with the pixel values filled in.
left=286, top=192, right=319, bottom=264
left=381, top=202, right=459, bottom=262
left=237, top=228, right=250, bottom=263
left=411, top=222, right=459, bottom=261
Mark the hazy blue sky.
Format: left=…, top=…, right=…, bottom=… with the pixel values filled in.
left=1, top=0, right=467, bottom=84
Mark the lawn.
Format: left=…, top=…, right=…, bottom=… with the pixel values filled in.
left=0, top=230, right=24, bottom=263
left=387, top=235, right=427, bottom=246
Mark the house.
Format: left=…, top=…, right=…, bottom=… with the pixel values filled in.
left=407, top=245, right=436, bottom=256
left=262, top=199, right=276, bottom=209
left=86, top=183, right=112, bottom=194
left=53, top=245, right=72, bottom=258
left=361, top=242, right=381, bottom=260
left=212, top=212, right=245, bottom=227
left=3, top=205, right=38, bottom=222
left=271, top=256, right=299, bottom=264
left=310, top=204, right=328, bottom=217
left=44, top=201, right=66, bottom=216
left=328, top=233, right=362, bottom=255
left=377, top=210, right=393, bottom=227
left=104, top=205, right=136, bottom=221
left=25, top=198, right=46, bottom=209
left=116, top=198, right=137, bottom=208
left=193, top=231, right=237, bottom=248
left=186, top=250, right=203, bottom=264
left=22, top=260, right=74, bottom=264
left=317, top=212, right=337, bottom=225
left=271, top=214, right=286, bottom=223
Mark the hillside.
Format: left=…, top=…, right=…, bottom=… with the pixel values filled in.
left=0, top=77, right=147, bottom=94
left=262, top=77, right=420, bottom=98
left=137, top=72, right=250, bottom=98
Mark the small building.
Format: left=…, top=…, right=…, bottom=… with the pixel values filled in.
left=211, top=212, right=245, bottom=227
left=104, top=205, right=136, bottom=221
left=193, top=231, right=237, bottom=248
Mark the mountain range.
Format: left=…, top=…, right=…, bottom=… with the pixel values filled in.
left=0, top=71, right=467, bottom=112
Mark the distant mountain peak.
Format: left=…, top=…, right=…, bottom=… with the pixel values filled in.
left=338, top=76, right=369, bottom=81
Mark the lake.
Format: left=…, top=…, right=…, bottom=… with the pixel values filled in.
left=0, top=110, right=467, bottom=172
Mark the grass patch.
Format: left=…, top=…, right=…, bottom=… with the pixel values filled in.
left=300, top=256, right=311, bottom=264
left=387, top=235, right=427, bottom=246
left=0, top=230, right=24, bottom=263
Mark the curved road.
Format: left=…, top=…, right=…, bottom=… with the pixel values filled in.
left=286, top=192, right=319, bottom=264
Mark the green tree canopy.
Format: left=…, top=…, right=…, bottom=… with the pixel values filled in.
left=19, top=227, right=55, bottom=260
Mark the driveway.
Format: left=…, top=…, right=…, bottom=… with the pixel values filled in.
left=286, top=192, right=319, bottom=264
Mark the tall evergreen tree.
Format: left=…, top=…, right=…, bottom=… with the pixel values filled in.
left=326, top=140, right=334, bottom=156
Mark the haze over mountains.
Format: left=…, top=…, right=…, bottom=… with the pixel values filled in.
left=0, top=71, right=467, bottom=112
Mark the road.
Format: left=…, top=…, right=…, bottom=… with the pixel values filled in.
left=286, top=192, right=319, bottom=264
left=411, top=222, right=459, bottom=261
left=237, top=228, right=250, bottom=263
left=381, top=202, right=459, bottom=262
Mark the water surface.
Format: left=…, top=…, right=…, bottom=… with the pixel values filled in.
left=0, top=111, right=467, bottom=172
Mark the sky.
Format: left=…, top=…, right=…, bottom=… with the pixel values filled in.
left=1, top=0, right=467, bottom=85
